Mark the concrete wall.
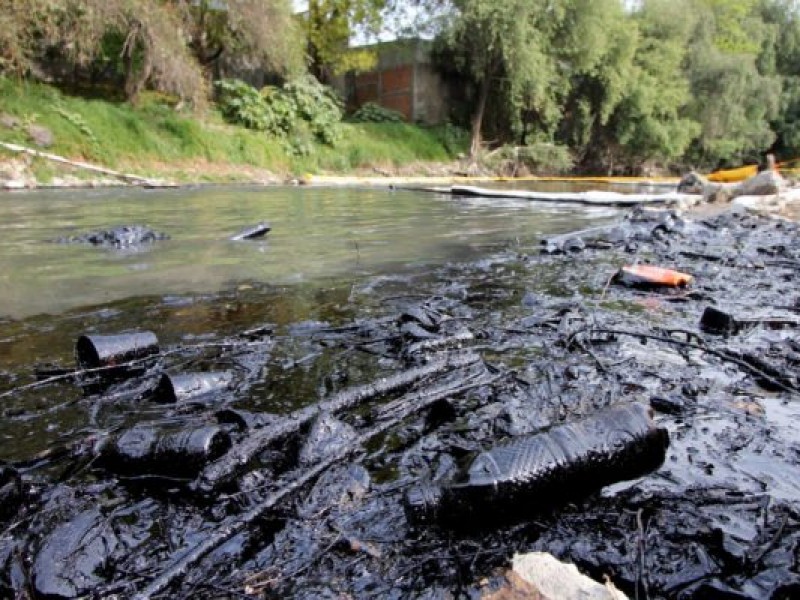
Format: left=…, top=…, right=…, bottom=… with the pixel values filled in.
left=335, top=39, right=450, bottom=125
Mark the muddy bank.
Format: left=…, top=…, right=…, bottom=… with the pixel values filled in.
left=2, top=206, right=800, bottom=598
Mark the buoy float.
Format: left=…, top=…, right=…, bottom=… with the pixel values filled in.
left=615, top=265, right=693, bottom=288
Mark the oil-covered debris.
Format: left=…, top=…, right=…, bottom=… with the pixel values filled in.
left=700, top=305, right=741, bottom=335
left=405, top=403, right=668, bottom=530
left=31, top=506, right=120, bottom=598
left=299, top=413, right=358, bottom=466
left=75, top=330, right=159, bottom=369
left=614, top=265, right=693, bottom=288
left=152, top=370, right=234, bottom=404
left=530, top=488, right=800, bottom=599
left=230, top=222, right=271, bottom=241
left=95, top=424, right=232, bottom=477
left=55, top=224, right=169, bottom=247
left=700, top=305, right=799, bottom=336
left=2, top=207, right=800, bottom=598
left=0, top=465, right=22, bottom=522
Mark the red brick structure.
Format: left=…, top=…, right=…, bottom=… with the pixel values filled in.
left=335, top=39, right=450, bottom=125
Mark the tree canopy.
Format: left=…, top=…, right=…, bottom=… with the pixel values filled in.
left=435, top=0, right=800, bottom=171
left=0, top=0, right=300, bottom=105
left=304, top=0, right=387, bottom=80
left=3, top=0, right=800, bottom=172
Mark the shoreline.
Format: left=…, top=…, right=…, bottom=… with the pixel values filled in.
left=0, top=144, right=680, bottom=191
left=3, top=151, right=800, bottom=222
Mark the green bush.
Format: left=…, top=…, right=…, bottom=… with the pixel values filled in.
left=215, top=79, right=275, bottom=132
left=0, top=77, right=468, bottom=180
left=350, top=102, right=405, bottom=123
left=214, top=77, right=342, bottom=146
left=434, top=123, right=469, bottom=156
left=485, top=143, right=574, bottom=175
left=280, top=77, right=343, bottom=145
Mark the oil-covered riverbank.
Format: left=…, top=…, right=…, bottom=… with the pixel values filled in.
left=1, top=188, right=800, bottom=598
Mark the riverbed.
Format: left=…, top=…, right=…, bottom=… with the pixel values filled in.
left=1, top=185, right=799, bottom=599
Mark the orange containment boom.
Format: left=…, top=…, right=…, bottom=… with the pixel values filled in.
left=615, top=265, right=694, bottom=288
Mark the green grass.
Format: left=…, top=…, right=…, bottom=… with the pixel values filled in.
left=0, top=78, right=467, bottom=182
left=293, top=122, right=460, bottom=173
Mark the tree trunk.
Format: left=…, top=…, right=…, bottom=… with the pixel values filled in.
left=470, top=76, right=491, bottom=158
left=306, top=0, right=331, bottom=84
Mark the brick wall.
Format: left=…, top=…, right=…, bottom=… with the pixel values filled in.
left=352, top=65, right=415, bottom=121
left=335, top=39, right=450, bottom=125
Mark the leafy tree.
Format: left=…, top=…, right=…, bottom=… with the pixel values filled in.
left=0, top=0, right=67, bottom=76
left=585, top=0, right=700, bottom=171
left=760, top=0, right=800, bottom=158
left=381, top=0, right=452, bottom=39
left=682, top=0, right=780, bottom=166
left=553, top=0, right=639, bottom=169
left=438, top=0, right=658, bottom=166
left=436, top=0, right=561, bottom=157
left=109, top=0, right=208, bottom=106
left=0, top=0, right=207, bottom=105
left=304, top=0, right=387, bottom=81
left=179, top=0, right=302, bottom=79
left=0, top=0, right=301, bottom=106
left=705, top=0, right=763, bottom=53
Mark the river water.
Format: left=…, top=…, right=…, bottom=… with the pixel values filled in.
left=0, top=184, right=619, bottom=320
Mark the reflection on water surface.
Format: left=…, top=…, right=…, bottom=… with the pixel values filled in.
left=0, top=185, right=617, bottom=319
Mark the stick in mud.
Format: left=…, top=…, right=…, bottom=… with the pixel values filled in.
left=134, top=370, right=499, bottom=599
left=402, top=330, right=475, bottom=358
left=568, top=327, right=800, bottom=395
left=0, top=141, right=158, bottom=185
left=0, top=340, right=272, bottom=401
left=195, top=351, right=482, bottom=492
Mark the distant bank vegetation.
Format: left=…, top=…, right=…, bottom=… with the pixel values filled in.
left=0, top=0, right=799, bottom=176
left=0, top=77, right=464, bottom=182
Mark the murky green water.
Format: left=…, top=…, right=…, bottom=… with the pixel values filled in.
left=0, top=185, right=618, bottom=319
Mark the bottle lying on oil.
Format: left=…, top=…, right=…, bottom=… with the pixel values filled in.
left=405, top=402, right=669, bottom=530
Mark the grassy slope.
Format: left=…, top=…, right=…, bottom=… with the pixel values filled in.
left=0, top=78, right=465, bottom=183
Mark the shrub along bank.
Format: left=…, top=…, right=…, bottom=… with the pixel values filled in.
left=0, top=78, right=469, bottom=185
